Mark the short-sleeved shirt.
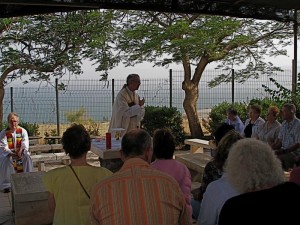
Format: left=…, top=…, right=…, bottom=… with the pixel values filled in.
left=42, top=165, right=112, bottom=225
left=278, top=118, right=300, bottom=150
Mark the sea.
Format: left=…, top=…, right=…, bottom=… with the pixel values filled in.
left=3, top=69, right=293, bottom=124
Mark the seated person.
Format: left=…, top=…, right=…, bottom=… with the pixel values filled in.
left=243, top=104, right=265, bottom=138
left=199, top=138, right=285, bottom=225
left=257, top=105, right=281, bottom=145
left=271, top=103, right=300, bottom=170
left=191, top=123, right=235, bottom=220
left=225, top=108, right=245, bottom=134
left=90, top=129, right=190, bottom=225
left=151, top=128, right=192, bottom=221
left=0, top=112, right=33, bottom=193
left=42, top=124, right=113, bottom=225
left=219, top=183, right=299, bottom=225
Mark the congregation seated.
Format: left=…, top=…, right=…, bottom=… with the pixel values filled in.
left=199, top=138, right=285, bottom=225
left=151, top=128, right=192, bottom=221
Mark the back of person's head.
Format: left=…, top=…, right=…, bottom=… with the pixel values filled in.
left=213, top=123, right=235, bottom=146
left=214, top=130, right=243, bottom=170
left=121, top=129, right=152, bottom=158
left=62, top=124, right=91, bottom=159
left=289, top=166, right=300, bottom=186
left=153, top=128, right=175, bottom=159
left=225, top=138, right=285, bottom=193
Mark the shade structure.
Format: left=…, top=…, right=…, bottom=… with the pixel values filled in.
left=0, top=0, right=299, bottom=21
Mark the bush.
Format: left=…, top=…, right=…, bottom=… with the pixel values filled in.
left=141, top=106, right=185, bottom=146
left=18, top=121, right=40, bottom=136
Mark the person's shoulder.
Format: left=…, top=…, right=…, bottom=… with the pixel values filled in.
left=89, top=165, right=113, bottom=176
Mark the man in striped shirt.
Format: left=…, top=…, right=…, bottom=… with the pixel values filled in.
left=90, top=129, right=191, bottom=225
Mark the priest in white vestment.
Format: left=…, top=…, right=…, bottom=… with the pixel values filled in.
left=108, top=74, right=145, bottom=137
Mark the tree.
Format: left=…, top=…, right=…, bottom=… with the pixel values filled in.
left=108, top=11, right=293, bottom=137
left=0, top=10, right=115, bottom=123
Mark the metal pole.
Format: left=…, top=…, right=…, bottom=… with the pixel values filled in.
left=169, top=69, right=172, bottom=108
left=55, top=78, right=60, bottom=136
left=293, top=10, right=298, bottom=94
left=231, top=69, right=234, bottom=104
left=112, top=79, right=115, bottom=106
left=10, top=87, right=13, bottom=112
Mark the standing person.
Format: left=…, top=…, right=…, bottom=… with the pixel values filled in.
left=90, top=129, right=190, bottom=225
left=198, top=138, right=285, bottom=225
left=271, top=103, right=300, bottom=170
left=108, top=74, right=145, bottom=136
left=225, top=108, right=245, bottom=134
left=151, top=128, right=192, bottom=222
left=243, top=103, right=265, bottom=138
left=0, top=112, right=33, bottom=193
left=257, top=105, right=281, bottom=145
left=42, top=124, right=112, bottom=225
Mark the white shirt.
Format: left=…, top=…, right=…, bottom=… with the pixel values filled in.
left=197, top=174, right=239, bottom=225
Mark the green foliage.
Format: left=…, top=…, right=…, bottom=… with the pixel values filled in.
left=141, top=106, right=185, bottom=146
left=44, top=129, right=58, bottom=144
left=18, top=121, right=40, bottom=136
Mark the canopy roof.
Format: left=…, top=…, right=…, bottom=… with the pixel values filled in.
left=0, top=0, right=299, bottom=22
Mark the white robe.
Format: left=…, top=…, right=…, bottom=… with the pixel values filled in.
left=0, top=127, right=33, bottom=190
left=109, top=86, right=145, bottom=136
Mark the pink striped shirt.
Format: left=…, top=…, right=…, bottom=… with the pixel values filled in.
left=90, top=158, right=191, bottom=225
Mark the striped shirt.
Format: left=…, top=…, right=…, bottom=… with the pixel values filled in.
left=90, top=158, right=191, bottom=225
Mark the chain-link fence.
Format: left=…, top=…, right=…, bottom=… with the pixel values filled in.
left=3, top=68, right=293, bottom=135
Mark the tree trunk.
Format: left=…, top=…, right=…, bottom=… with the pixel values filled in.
left=182, top=56, right=209, bottom=138
left=182, top=79, right=203, bottom=137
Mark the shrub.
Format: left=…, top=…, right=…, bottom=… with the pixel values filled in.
left=141, top=106, right=185, bottom=146
left=19, top=121, right=40, bottom=136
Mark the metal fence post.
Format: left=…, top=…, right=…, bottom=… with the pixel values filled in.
left=112, top=79, right=115, bottom=106
left=169, top=69, right=172, bottom=108
left=231, top=69, right=234, bottom=104
left=55, top=78, right=60, bottom=136
left=10, top=87, right=13, bottom=112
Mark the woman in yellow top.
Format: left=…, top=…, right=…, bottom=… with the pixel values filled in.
left=42, top=124, right=113, bottom=225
